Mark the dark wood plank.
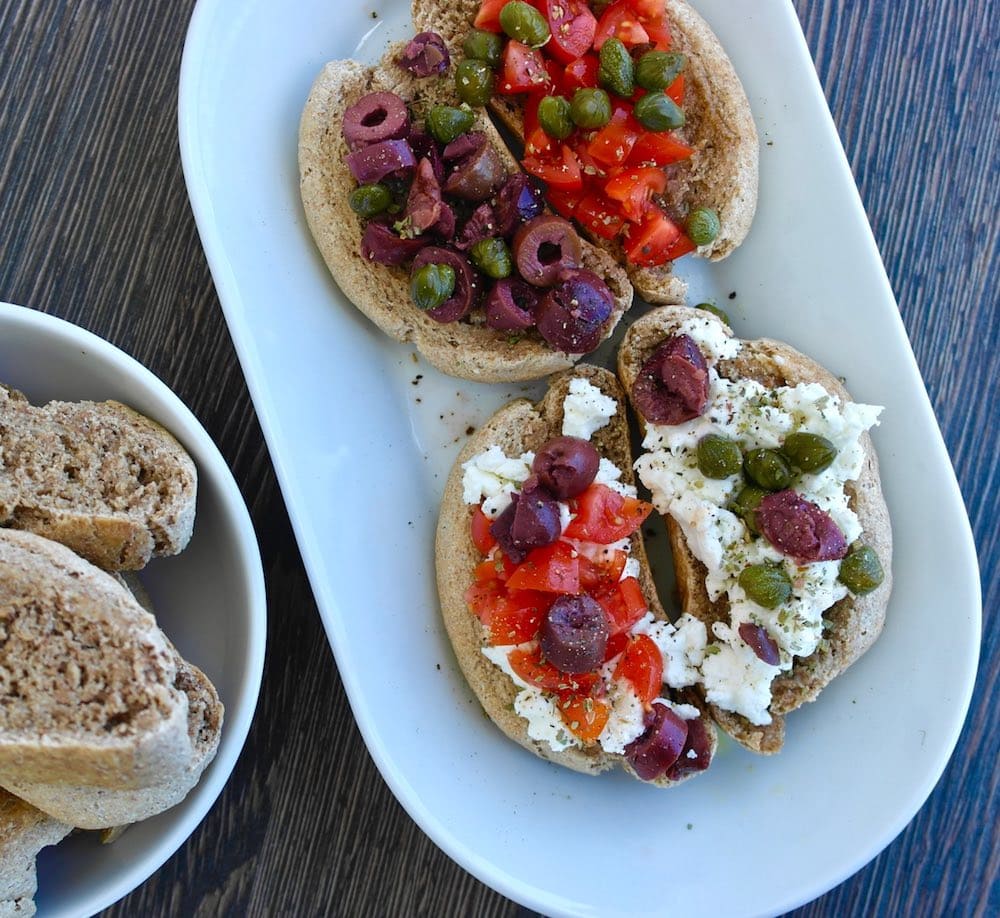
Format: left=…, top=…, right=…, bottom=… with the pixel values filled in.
left=0, top=0, right=994, bottom=915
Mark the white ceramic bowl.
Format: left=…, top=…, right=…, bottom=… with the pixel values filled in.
left=0, top=302, right=266, bottom=918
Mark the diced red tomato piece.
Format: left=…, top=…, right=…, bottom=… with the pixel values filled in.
left=533, top=0, right=598, bottom=64
left=471, top=506, right=497, bottom=555
left=500, top=40, right=551, bottom=94
left=595, top=576, right=649, bottom=636
left=604, top=166, right=667, bottom=221
left=626, top=0, right=665, bottom=18
left=626, top=131, right=693, bottom=168
left=603, top=631, right=629, bottom=662
left=578, top=549, right=627, bottom=590
left=623, top=209, right=695, bottom=266
left=474, top=553, right=517, bottom=583
left=666, top=73, right=684, bottom=105
left=524, top=92, right=554, bottom=155
left=563, top=54, right=599, bottom=91
left=508, top=646, right=600, bottom=694
left=488, top=590, right=551, bottom=645
left=575, top=193, right=626, bottom=240
left=616, top=633, right=663, bottom=703
left=594, top=1, right=650, bottom=50
left=546, top=187, right=580, bottom=218
left=465, top=578, right=505, bottom=625
left=507, top=541, right=581, bottom=594
left=558, top=693, right=611, bottom=743
left=474, top=0, right=508, bottom=32
left=563, top=484, right=653, bottom=543
left=643, top=18, right=672, bottom=51
left=522, top=145, right=583, bottom=192
left=587, top=110, right=641, bottom=167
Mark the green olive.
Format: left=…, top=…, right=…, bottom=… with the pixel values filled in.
left=781, top=431, right=838, bottom=474
left=731, top=485, right=768, bottom=534
left=633, top=91, right=685, bottom=132
left=686, top=207, right=721, bottom=246
left=426, top=104, right=476, bottom=144
left=537, top=94, right=573, bottom=140
left=470, top=238, right=512, bottom=279
left=598, top=37, right=634, bottom=98
left=739, top=563, right=792, bottom=609
left=635, top=51, right=687, bottom=92
left=696, top=434, right=743, bottom=479
left=570, top=88, right=612, bottom=129
left=454, top=59, right=495, bottom=107
left=462, top=28, right=503, bottom=68
left=743, top=449, right=793, bottom=491
left=838, top=545, right=884, bottom=595
left=499, top=1, right=550, bottom=47
left=348, top=183, right=393, bottom=218
left=410, top=263, right=456, bottom=311
left=696, top=302, right=731, bottom=326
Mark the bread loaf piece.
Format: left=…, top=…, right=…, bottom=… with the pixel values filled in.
left=0, top=386, right=196, bottom=570
left=0, top=790, right=70, bottom=918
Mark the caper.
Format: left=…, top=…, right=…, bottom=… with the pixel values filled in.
left=410, top=263, right=456, bottom=311
left=570, top=88, right=611, bottom=129
left=739, top=563, right=792, bottom=609
left=454, top=59, right=495, bottom=107
left=743, top=448, right=793, bottom=491
left=838, top=545, right=884, bottom=595
left=348, top=183, right=393, bottom=218
left=687, top=207, right=721, bottom=246
left=633, top=91, right=685, bottom=132
left=781, top=431, right=838, bottom=474
left=635, top=51, right=687, bottom=92
left=731, top=485, right=768, bottom=534
left=426, top=104, right=476, bottom=144
left=470, top=238, right=512, bottom=279
left=598, top=37, right=634, bottom=98
left=537, top=94, right=573, bottom=140
left=463, top=28, right=503, bottom=68
left=696, top=302, right=731, bottom=326
left=499, top=1, right=550, bottom=48
left=696, top=434, right=743, bottom=479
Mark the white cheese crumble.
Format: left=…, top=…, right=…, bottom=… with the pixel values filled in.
left=461, top=445, right=533, bottom=518
left=561, top=377, right=618, bottom=440
left=594, top=456, right=638, bottom=497
left=644, top=613, right=708, bottom=688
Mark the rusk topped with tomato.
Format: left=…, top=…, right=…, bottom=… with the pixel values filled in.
left=437, top=366, right=717, bottom=783
left=412, top=0, right=758, bottom=305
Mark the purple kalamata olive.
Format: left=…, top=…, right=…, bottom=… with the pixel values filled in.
left=342, top=92, right=410, bottom=151
left=535, top=270, right=613, bottom=354
left=431, top=202, right=456, bottom=241
left=411, top=246, right=479, bottom=323
left=408, top=129, right=445, bottom=184
left=631, top=333, right=709, bottom=425
left=361, top=221, right=426, bottom=266
left=442, top=131, right=485, bottom=162
left=512, top=215, right=583, bottom=287
left=396, top=31, right=450, bottom=77
left=484, top=278, right=538, bottom=331
left=532, top=436, right=600, bottom=499
left=493, top=173, right=545, bottom=236
left=756, top=490, right=848, bottom=564
left=346, top=139, right=416, bottom=184
left=443, top=133, right=506, bottom=202
left=738, top=623, right=781, bottom=666
left=624, top=702, right=689, bottom=781
left=455, top=203, right=499, bottom=251
left=403, top=158, right=443, bottom=235
left=665, top=714, right=712, bottom=780
left=539, top=595, right=609, bottom=674
left=489, top=480, right=561, bottom=563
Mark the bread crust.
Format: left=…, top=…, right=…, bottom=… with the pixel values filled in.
left=618, top=307, right=892, bottom=753
left=436, top=365, right=715, bottom=783
left=299, top=48, right=633, bottom=383
left=0, top=790, right=70, bottom=918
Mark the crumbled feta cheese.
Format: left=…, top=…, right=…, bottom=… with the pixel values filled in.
left=594, top=456, right=638, bottom=497
left=515, top=688, right=580, bottom=751
left=561, top=377, right=617, bottom=441
left=461, top=445, right=533, bottom=517
left=621, top=556, right=641, bottom=581
left=672, top=314, right=742, bottom=363
left=647, top=613, right=707, bottom=688
left=702, top=623, right=780, bottom=726
left=598, top=687, right=647, bottom=754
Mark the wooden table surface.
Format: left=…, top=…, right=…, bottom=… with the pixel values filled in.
left=1, top=0, right=996, bottom=914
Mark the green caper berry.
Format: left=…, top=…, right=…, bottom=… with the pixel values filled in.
left=498, top=1, right=550, bottom=48
left=470, top=238, right=512, bottom=280
left=462, top=29, right=503, bottom=68
left=687, top=207, right=721, bottom=246
left=426, top=104, right=476, bottom=143
left=696, top=434, right=743, bottom=479
left=743, top=448, right=793, bottom=491
left=410, top=263, right=456, bottom=311
left=731, top=485, right=768, bottom=534
left=635, top=51, right=687, bottom=92
left=633, top=92, right=685, bottom=132
left=570, top=88, right=612, bottom=129
left=598, top=38, right=635, bottom=98
left=739, top=563, right=793, bottom=609
left=838, top=545, right=884, bottom=595
left=348, top=183, right=393, bottom=218
left=454, top=59, right=495, bottom=107
left=537, top=95, right=573, bottom=140
left=781, top=431, right=838, bottom=474
left=696, top=302, right=731, bottom=326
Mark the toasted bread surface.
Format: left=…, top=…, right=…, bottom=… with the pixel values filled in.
left=0, top=790, right=70, bottom=918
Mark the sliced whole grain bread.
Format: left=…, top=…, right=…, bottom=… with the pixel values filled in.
left=0, top=386, right=196, bottom=570
left=0, top=790, right=71, bottom=918
left=436, top=365, right=716, bottom=783
left=618, top=307, right=893, bottom=753
left=299, top=46, right=634, bottom=383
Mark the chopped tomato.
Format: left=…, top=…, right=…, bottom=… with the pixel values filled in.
left=574, top=193, right=625, bottom=240
left=508, top=646, right=600, bottom=694
left=578, top=549, right=627, bottom=590
left=643, top=18, right=672, bottom=51
left=488, top=592, right=551, bottom=645
left=563, top=54, right=599, bottom=91
left=474, top=553, right=516, bottom=583
left=522, top=145, right=584, bottom=192
left=594, top=576, right=649, bottom=635
left=465, top=578, right=505, bottom=625
left=506, top=541, right=580, bottom=594
left=523, top=92, right=554, bottom=156
left=623, top=209, right=695, bottom=266
left=587, top=110, right=641, bottom=167
left=533, top=0, right=598, bottom=65
left=499, top=40, right=551, bottom=94
left=546, top=187, right=579, bottom=218
left=563, top=484, right=653, bottom=543
left=665, top=73, right=684, bottom=105
left=626, top=131, right=693, bottom=168
left=473, top=0, right=507, bottom=32
left=594, top=1, right=650, bottom=50
left=603, top=631, right=629, bottom=662
left=616, top=634, right=663, bottom=703
left=558, top=693, right=611, bottom=743
left=604, top=166, right=667, bottom=221
left=626, top=0, right=665, bottom=18
left=471, top=506, right=497, bottom=555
